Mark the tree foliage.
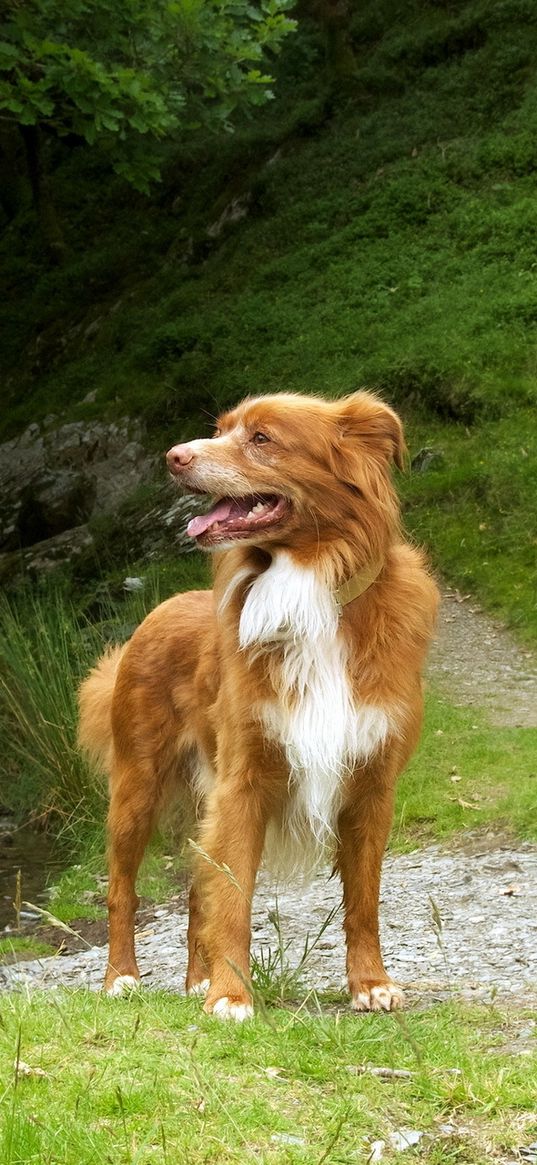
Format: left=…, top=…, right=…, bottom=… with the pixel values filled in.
left=0, top=0, right=296, bottom=190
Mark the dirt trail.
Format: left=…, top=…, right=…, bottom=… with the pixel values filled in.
left=428, top=588, right=537, bottom=728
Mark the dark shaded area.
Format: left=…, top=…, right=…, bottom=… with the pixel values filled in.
left=16, top=473, right=95, bottom=547
left=0, top=820, right=61, bottom=930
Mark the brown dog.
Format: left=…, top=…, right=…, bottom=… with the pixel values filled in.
left=78, top=390, right=438, bottom=1019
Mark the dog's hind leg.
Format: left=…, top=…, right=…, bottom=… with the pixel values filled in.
left=185, top=882, right=210, bottom=996
left=104, top=760, right=158, bottom=995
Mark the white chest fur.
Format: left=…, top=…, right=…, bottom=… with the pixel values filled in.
left=238, top=553, right=393, bottom=876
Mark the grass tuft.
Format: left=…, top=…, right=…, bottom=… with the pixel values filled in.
left=251, top=902, right=341, bottom=1008
left=0, top=591, right=106, bottom=837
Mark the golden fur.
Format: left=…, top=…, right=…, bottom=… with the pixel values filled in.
left=79, top=390, right=439, bottom=1018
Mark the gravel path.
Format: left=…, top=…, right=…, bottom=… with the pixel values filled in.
left=1, top=589, right=536, bottom=1004
left=2, top=841, right=536, bottom=1004
left=428, top=588, right=537, bottom=728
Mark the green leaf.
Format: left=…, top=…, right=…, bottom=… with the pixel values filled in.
left=0, top=39, right=20, bottom=63
left=0, top=0, right=296, bottom=188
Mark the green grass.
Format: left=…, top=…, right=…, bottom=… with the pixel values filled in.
left=0, top=597, right=101, bottom=838
left=401, top=408, right=537, bottom=644
left=0, top=990, right=535, bottom=1164
left=0, top=591, right=107, bottom=836
left=0, top=570, right=208, bottom=830
left=395, top=693, right=537, bottom=847
left=43, top=839, right=189, bottom=926
left=0, top=937, right=57, bottom=965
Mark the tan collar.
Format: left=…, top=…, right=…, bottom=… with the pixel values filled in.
left=334, top=557, right=384, bottom=610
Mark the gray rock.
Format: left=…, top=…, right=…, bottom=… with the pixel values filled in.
left=83, top=317, right=103, bottom=342
left=123, top=577, right=145, bottom=592
left=410, top=447, right=444, bottom=472
left=0, top=418, right=156, bottom=569
left=0, top=526, right=95, bottom=580
left=207, top=193, right=251, bottom=239
left=134, top=488, right=205, bottom=555
left=18, top=470, right=96, bottom=544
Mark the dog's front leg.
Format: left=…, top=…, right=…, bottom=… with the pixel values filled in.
left=195, top=774, right=270, bottom=1021
left=337, top=772, right=404, bottom=1012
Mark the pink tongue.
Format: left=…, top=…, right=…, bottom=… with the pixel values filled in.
left=187, top=498, right=235, bottom=537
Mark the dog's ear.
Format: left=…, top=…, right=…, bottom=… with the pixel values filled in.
left=336, top=392, right=406, bottom=470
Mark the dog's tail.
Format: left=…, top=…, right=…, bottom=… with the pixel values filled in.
left=78, top=645, right=125, bottom=777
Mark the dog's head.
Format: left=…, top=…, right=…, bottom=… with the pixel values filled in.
left=167, top=391, right=405, bottom=560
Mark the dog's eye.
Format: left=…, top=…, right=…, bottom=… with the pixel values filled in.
left=252, top=431, right=270, bottom=445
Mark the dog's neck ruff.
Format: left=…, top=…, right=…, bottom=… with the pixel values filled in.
left=334, top=557, right=384, bottom=611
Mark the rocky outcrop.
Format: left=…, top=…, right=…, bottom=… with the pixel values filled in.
left=0, top=526, right=96, bottom=581
left=0, top=418, right=156, bottom=577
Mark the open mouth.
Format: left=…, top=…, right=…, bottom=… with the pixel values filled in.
left=186, top=494, right=289, bottom=544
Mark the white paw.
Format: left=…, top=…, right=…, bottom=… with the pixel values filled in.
left=106, top=975, right=140, bottom=998
left=211, top=997, right=254, bottom=1022
left=187, top=978, right=210, bottom=997
left=352, top=983, right=404, bottom=1012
